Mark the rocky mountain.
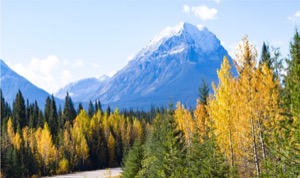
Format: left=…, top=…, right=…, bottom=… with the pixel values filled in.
left=0, top=60, right=62, bottom=108
left=56, top=75, right=110, bottom=102
left=57, top=22, right=234, bottom=109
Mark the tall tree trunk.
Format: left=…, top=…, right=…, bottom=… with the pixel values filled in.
left=250, top=116, right=260, bottom=177
left=258, top=115, right=266, bottom=160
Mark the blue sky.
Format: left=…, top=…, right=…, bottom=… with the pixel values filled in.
left=1, top=0, right=299, bottom=94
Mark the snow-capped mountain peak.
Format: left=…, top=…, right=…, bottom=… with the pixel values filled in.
left=134, top=22, right=220, bottom=63
left=148, top=22, right=206, bottom=47
left=98, top=75, right=110, bottom=82
left=55, top=22, right=233, bottom=109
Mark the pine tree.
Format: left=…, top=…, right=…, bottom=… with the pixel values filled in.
left=187, top=128, right=229, bottom=177
left=62, top=92, right=77, bottom=124
left=284, top=29, right=300, bottom=118
left=77, top=102, right=83, bottom=114
left=44, top=96, right=51, bottom=124
left=0, top=89, right=11, bottom=130
left=137, top=113, right=186, bottom=177
left=260, top=42, right=273, bottom=69
left=122, top=140, right=143, bottom=178
left=88, top=100, right=95, bottom=118
left=198, top=79, right=210, bottom=105
left=276, top=29, right=300, bottom=176
left=49, top=95, right=58, bottom=136
left=12, top=90, right=27, bottom=130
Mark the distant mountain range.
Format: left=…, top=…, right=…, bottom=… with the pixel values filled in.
left=1, top=22, right=234, bottom=110
left=0, top=60, right=63, bottom=108
left=55, top=22, right=234, bottom=109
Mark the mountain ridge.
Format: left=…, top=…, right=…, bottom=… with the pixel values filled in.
left=57, top=22, right=233, bottom=109
left=0, top=59, right=63, bottom=108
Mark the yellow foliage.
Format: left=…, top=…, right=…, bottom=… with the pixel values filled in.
left=36, top=123, right=57, bottom=168
left=72, top=123, right=89, bottom=165
left=208, top=38, right=282, bottom=176
left=7, top=118, right=14, bottom=143
left=13, top=132, right=22, bottom=150
left=194, top=99, right=209, bottom=136
left=174, top=102, right=194, bottom=146
left=7, top=118, right=22, bottom=150
left=57, top=158, right=69, bottom=174
left=207, top=57, right=240, bottom=168
left=132, top=119, right=143, bottom=141
left=108, top=132, right=116, bottom=166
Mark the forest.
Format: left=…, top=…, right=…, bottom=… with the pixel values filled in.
left=1, top=30, right=300, bottom=177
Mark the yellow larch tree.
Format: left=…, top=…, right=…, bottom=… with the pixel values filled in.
left=36, top=123, right=57, bottom=174
left=107, top=132, right=117, bottom=167
left=7, top=118, right=22, bottom=151
left=207, top=56, right=239, bottom=169
left=194, top=99, right=210, bottom=138
left=174, top=102, right=194, bottom=146
left=233, top=36, right=281, bottom=177
left=132, top=118, right=144, bottom=142
left=72, top=120, right=89, bottom=168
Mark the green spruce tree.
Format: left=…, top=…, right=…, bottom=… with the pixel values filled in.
left=62, top=92, right=77, bottom=124
left=122, top=140, right=143, bottom=178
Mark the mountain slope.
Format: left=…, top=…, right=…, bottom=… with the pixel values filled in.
left=0, top=60, right=61, bottom=108
left=55, top=75, right=110, bottom=102
left=90, top=22, right=234, bottom=109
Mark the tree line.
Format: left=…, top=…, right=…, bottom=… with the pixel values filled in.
left=1, top=89, right=154, bottom=177
left=1, top=30, right=300, bottom=177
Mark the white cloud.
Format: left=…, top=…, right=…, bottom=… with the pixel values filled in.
left=210, top=0, right=220, bottom=4
left=183, top=4, right=190, bottom=13
left=183, top=5, right=218, bottom=21
left=288, top=11, right=300, bottom=23
left=73, top=59, right=83, bottom=67
left=11, top=55, right=84, bottom=94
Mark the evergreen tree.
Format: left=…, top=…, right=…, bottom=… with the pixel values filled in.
left=284, top=29, right=300, bottom=118
left=32, top=101, right=40, bottom=128
left=95, top=100, right=103, bottom=114
left=276, top=29, right=300, bottom=176
left=12, top=90, right=27, bottom=130
left=260, top=42, right=273, bottom=69
left=138, top=113, right=186, bottom=177
left=44, top=96, right=58, bottom=136
left=0, top=89, right=11, bottom=129
left=187, top=129, right=229, bottom=177
left=271, top=46, right=283, bottom=81
left=122, top=140, right=143, bottom=178
left=62, top=92, right=77, bottom=124
left=198, top=79, right=210, bottom=105
left=106, top=105, right=111, bottom=116
left=44, top=96, right=51, bottom=124
left=50, top=95, right=58, bottom=136
left=88, top=100, right=95, bottom=118
left=77, top=102, right=83, bottom=114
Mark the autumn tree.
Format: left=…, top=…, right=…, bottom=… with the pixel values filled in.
left=208, top=56, right=238, bottom=173
left=174, top=102, right=194, bottom=146
left=36, top=123, right=57, bottom=175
